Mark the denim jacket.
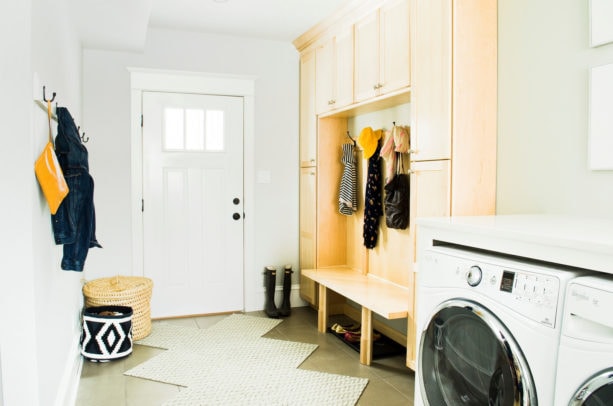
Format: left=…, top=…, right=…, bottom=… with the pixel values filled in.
left=51, top=107, right=101, bottom=271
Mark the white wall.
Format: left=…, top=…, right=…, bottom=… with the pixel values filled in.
left=0, top=0, right=85, bottom=405
left=0, top=3, right=38, bottom=405
left=497, top=0, right=613, bottom=217
left=82, top=28, right=299, bottom=312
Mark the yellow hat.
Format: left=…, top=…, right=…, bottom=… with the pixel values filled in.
left=358, top=127, right=382, bottom=159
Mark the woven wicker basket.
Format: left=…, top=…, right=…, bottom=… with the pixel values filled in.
left=83, top=276, right=153, bottom=340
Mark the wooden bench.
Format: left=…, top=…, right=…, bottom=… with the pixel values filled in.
left=301, top=266, right=410, bottom=365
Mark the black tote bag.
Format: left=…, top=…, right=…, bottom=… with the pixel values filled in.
left=384, top=153, right=410, bottom=230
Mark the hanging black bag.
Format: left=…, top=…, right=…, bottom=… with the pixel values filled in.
left=384, top=153, right=410, bottom=230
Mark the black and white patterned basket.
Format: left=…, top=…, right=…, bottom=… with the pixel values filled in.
left=81, top=305, right=133, bottom=362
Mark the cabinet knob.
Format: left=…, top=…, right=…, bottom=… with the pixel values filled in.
left=328, top=99, right=336, bottom=105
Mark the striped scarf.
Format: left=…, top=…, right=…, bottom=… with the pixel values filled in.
left=339, top=143, right=357, bottom=215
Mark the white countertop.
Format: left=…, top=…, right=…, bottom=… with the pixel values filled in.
left=416, top=214, right=613, bottom=274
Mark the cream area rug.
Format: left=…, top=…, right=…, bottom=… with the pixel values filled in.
left=124, top=313, right=369, bottom=405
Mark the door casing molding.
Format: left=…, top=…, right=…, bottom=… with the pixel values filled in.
left=129, top=67, right=256, bottom=311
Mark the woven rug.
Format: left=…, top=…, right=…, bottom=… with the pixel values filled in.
left=124, top=314, right=368, bottom=405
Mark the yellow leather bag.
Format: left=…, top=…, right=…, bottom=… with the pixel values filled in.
left=35, top=101, right=69, bottom=214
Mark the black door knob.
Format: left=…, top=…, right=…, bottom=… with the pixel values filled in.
left=233, top=213, right=241, bottom=220
left=233, top=198, right=240, bottom=205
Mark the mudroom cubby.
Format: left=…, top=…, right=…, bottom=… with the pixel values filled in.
left=295, top=0, right=497, bottom=370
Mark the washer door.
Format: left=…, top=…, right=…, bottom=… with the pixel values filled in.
left=419, top=299, right=536, bottom=406
left=570, top=369, right=613, bottom=405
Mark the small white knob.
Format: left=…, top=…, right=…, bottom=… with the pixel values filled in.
left=466, top=265, right=482, bottom=287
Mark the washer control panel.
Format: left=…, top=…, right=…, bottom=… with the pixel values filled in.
left=421, top=247, right=563, bottom=328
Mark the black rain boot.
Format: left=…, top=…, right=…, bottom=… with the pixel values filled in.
left=264, top=266, right=279, bottom=318
left=279, top=265, right=294, bottom=317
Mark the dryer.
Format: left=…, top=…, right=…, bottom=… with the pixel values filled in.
left=554, top=275, right=613, bottom=405
left=415, top=246, right=583, bottom=406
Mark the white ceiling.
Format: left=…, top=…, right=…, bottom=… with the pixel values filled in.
left=72, top=0, right=350, bottom=51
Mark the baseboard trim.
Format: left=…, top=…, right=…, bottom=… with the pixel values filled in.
left=55, top=333, right=83, bottom=406
left=274, top=283, right=308, bottom=308
left=246, top=283, right=307, bottom=312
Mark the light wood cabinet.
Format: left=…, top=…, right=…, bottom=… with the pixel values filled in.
left=299, top=166, right=317, bottom=305
left=410, top=0, right=451, bottom=161
left=300, top=50, right=317, bottom=167
left=298, top=118, right=348, bottom=306
left=335, top=28, right=354, bottom=110
left=405, top=0, right=497, bottom=369
left=315, top=27, right=354, bottom=114
left=354, top=0, right=410, bottom=103
left=315, top=39, right=334, bottom=114
left=299, top=167, right=317, bottom=267
left=450, top=0, right=497, bottom=216
left=314, top=118, right=348, bottom=268
left=411, top=0, right=496, bottom=170
left=408, top=160, right=451, bottom=262
left=299, top=49, right=318, bottom=305
left=294, top=0, right=496, bottom=371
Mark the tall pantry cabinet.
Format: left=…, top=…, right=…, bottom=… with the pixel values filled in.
left=295, top=0, right=497, bottom=369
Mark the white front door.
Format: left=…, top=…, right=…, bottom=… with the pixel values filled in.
left=142, top=91, right=244, bottom=318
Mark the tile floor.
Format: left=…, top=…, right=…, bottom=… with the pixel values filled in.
left=75, top=306, right=415, bottom=405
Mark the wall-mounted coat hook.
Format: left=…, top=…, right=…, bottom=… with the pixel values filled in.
left=77, top=126, right=89, bottom=143
left=43, top=86, right=56, bottom=103
left=346, top=130, right=356, bottom=146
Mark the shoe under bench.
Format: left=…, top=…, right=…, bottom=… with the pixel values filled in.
left=301, top=266, right=410, bottom=366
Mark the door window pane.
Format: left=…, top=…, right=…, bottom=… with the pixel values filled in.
left=164, top=107, right=225, bottom=152
left=164, top=108, right=184, bottom=150
left=206, top=110, right=224, bottom=151
left=185, top=109, right=205, bottom=150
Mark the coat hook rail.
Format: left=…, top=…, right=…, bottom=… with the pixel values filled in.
left=35, top=101, right=58, bottom=122
left=36, top=86, right=89, bottom=142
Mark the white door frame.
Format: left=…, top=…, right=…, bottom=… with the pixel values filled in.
left=129, top=67, right=256, bottom=312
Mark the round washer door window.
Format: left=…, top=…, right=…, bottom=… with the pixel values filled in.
left=419, top=299, right=536, bottom=406
left=570, top=369, right=613, bottom=405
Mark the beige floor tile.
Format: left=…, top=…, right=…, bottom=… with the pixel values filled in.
left=125, top=376, right=180, bottom=406
left=356, top=377, right=411, bottom=405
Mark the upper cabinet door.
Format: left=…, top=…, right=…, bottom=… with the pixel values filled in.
left=410, top=0, right=452, bottom=161
left=316, top=26, right=354, bottom=114
left=300, top=49, right=317, bottom=167
left=315, top=39, right=335, bottom=114
left=380, top=0, right=411, bottom=95
left=354, top=10, right=381, bottom=103
left=354, top=0, right=411, bottom=103
left=334, top=27, right=354, bottom=109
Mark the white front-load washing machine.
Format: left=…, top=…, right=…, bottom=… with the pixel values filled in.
left=415, top=246, right=583, bottom=406
left=554, top=275, right=613, bottom=405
